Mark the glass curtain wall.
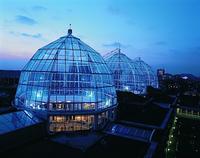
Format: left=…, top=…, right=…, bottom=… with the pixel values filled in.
left=104, top=49, right=144, bottom=94
left=133, top=57, right=158, bottom=89
left=15, top=29, right=117, bottom=132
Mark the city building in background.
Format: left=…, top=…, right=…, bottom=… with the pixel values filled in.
left=157, top=69, right=165, bottom=86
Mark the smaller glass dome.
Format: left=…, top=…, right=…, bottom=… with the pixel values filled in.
left=133, top=57, right=158, bottom=89
left=104, top=49, right=144, bottom=94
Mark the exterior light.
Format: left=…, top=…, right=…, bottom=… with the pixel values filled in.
left=124, top=86, right=129, bottom=90
left=76, top=116, right=81, bottom=121
left=111, top=125, right=117, bottom=133
left=105, top=99, right=111, bottom=106
left=36, top=91, right=42, bottom=98
left=87, top=91, right=93, bottom=97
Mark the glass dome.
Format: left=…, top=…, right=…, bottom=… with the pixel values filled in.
left=15, top=29, right=117, bottom=133
left=104, top=49, right=144, bottom=94
left=133, top=57, right=158, bottom=89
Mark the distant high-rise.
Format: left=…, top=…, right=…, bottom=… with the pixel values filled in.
left=157, top=69, right=165, bottom=80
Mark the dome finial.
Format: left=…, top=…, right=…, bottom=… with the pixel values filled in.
left=68, top=24, right=72, bottom=35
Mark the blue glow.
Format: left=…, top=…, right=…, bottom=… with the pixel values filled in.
left=124, top=86, right=129, bottom=91
left=105, top=98, right=111, bottom=106
left=86, top=91, right=94, bottom=98
left=36, top=91, right=42, bottom=98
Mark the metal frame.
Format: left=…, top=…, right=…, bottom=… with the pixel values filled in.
left=15, top=30, right=117, bottom=133
left=104, top=49, right=158, bottom=94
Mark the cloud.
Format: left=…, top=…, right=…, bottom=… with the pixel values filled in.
left=126, top=20, right=136, bottom=25
left=155, top=41, right=167, bottom=46
left=169, top=46, right=200, bottom=55
left=20, top=33, right=42, bottom=39
left=32, top=5, right=47, bottom=11
left=194, top=46, right=200, bottom=50
left=66, top=9, right=72, bottom=13
left=0, top=48, right=30, bottom=61
left=15, top=15, right=37, bottom=25
left=103, top=42, right=131, bottom=48
left=169, top=48, right=177, bottom=54
left=107, top=6, right=121, bottom=15
left=10, top=31, right=42, bottom=39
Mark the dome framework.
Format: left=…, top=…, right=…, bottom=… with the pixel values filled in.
left=133, top=57, right=158, bottom=89
left=15, top=29, right=117, bottom=133
left=104, top=49, right=145, bottom=94
left=104, top=49, right=158, bottom=94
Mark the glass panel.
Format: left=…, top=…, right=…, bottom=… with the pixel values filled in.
left=15, top=32, right=118, bottom=133
left=0, top=111, right=41, bottom=135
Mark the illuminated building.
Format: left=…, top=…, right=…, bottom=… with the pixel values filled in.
left=133, top=57, right=158, bottom=90
left=104, top=48, right=158, bottom=94
left=157, top=69, right=165, bottom=77
left=15, top=28, right=117, bottom=133
left=104, top=48, right=144, bottom=94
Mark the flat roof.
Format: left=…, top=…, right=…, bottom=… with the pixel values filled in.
left=118, top=102, right=169, bottom=127
left=104, top=123, right=155, bottom=142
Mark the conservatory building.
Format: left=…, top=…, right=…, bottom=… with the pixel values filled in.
left=133, top=57, right=158, bottom=89
left=104, top=48, right=158, bottom=94
left=15, top=29, right=117, bottom=133
left=104, top=48, right=144, bottom=94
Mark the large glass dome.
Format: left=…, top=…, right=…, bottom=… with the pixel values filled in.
left=133, top=57, right=158, bottom=89
left=104, top=49, right=144, bottom=94
left=15, top=29, right=117, bottom=133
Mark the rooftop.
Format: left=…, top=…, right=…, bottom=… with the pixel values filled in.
left=117, top=91, right=170, bottom=127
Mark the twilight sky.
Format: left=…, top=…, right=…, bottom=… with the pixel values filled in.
left=0, top=0, right=200, bottom=76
